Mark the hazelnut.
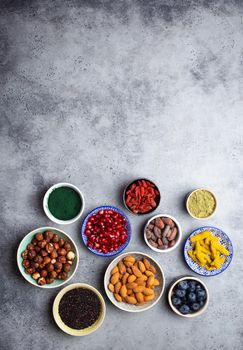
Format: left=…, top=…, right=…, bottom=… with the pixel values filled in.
left=35, top=232, right=43, bottom=241
left=50, top=250, right=58, bottom=259
left=58, top=272, right=67, bottom=280
left=45, top=243, right=54, bottom=253
left=27, top=243, right=34, bottom=250
left=52, top=234, right=59, bottom=243
left=38, top=277, right=46, bottom=286
left=32, top=238, right=38, bottom=246
left=53, top=243, right=60, bottom=250
left=43, top=256, right=51, bottom=265
left=50, top=259, right=56, bottom=264
left=39, top=263, right=45, bottom=269
left=63, top=263, right=71, bottom=273
left=30, top=261, right=39, bottom=269
left=49, top=271, right=57, bottom=279
left=25, top=267, right=35, bottom=274
left=57, top=256, right=66, bottom=264
left=54, top=262, right=62, bottom=271
left=59, top=239, right=65, bottom=247
left=28, top=250, right=37, bottom=260
left=32, top=272, right=40, bottom=280
left=64, top=242, right=71, bottom=251
left=35, top=246, right=41, bottom=253
left=22, top=259, right=30, bottom=268
left=46, top=277, right=54, bottom=284
left=40, top=249, right=48, bottom=257
left=66, top=251, right=75, bottom=261
left=21, top=250, right=28, bottom=259
left=46, top=263, right=54, bottom=272
left=57, top=248, right=67, bottom=256
left=40, top=270, right=48, bottom=278
left=38, top=240, right=47, bottom=248
left=34, top=255, right=43, bottom=264
left=44, top=230, right=54, bottom=240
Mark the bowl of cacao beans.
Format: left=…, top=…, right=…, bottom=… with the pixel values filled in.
left=144, top=214, right=182, bottom=253
left=17, top=227, right=79, bottom=288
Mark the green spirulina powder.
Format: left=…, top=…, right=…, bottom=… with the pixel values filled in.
left=48, top=186, right=82, bottom=220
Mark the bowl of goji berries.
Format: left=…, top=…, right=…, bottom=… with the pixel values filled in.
left=123, top=179, right=161, bottom=215
left=81, top=206, right=132, bottom=256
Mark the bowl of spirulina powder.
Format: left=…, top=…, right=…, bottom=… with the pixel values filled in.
left=53, top=283, right=106, bottom=336
left=43, top=183, right=85, bottom=224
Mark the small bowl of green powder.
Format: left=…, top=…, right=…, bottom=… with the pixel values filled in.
left=186, top=188, right=217, bottom=220
left=43, top=183, right=85, bottom=225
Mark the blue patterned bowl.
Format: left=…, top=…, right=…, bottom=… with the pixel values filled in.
left=81, top=206, right=132, bottom=257
left=184, top=226, right=233, bottom=276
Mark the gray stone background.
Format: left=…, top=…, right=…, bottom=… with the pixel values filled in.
left=1, top=0, right=243, bottom=349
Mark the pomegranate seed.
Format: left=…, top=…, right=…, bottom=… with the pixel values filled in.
left=85, top=209, right=129, bottom=254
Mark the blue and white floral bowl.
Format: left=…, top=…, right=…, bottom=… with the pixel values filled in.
left=184, top=226, right=233, bottom=277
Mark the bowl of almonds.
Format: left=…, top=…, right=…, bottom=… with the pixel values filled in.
left=144, top=214, right=182, bottom=253
left=104, top=251, right=165, bottom=312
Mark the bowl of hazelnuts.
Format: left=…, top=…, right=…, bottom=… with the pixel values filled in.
left=17, top=227, right=79, bottom=288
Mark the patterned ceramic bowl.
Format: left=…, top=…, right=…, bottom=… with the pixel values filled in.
left=184, top=226, right=233, bottom=276
left=81, top=206, right=132, bottom=257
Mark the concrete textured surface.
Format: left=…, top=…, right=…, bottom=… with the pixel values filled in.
left=1, top=1, right=243, bottom=349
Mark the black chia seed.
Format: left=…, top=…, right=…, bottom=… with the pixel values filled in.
left=59, top=288, right=102, bottom=330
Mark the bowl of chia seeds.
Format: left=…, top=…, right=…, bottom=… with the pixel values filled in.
left=43, top=183, right=85, bottom=225
left=53, top=283, right=106, bottom=336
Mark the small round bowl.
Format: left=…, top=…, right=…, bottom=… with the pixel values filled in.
left=17, top=227, right=79, bottom=288
left=184, top=226, right=233, bottom=277
left=123, top=178, right=161, bottom=215
left=186, top=188, right=217, bottom=220
left=104, top=251, right=165, bottom=312
left=168, top=276, right=209, bottom=317
left=144, top=214, right=182, bottom=253
left=81, top=205, right=132, bottom=257
left=53, top=283, right=106, bottom=336
left=43, top=183, right=85, bottom=225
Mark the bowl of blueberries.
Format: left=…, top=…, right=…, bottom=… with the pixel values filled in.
left=168, top=276, right=209, bottom=317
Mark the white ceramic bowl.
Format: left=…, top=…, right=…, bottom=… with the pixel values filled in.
left=104, top=251, right=165, bottom=312
left=144, top=214, right=182, bottom=253
left=53, top=283, right=106, bottom=336
left=17, top=227, right=79, bottom=288
left=186, top=188, right=217, bottom=220
left=168, top=276, right=209, bottom=318
left=43, top=182, right=85, bottom=225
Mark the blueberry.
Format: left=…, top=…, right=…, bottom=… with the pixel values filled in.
left=199, top=300, right=205, bottom=307
left=196, top=283, right=202, bottom=290
left=188, top=281, right=196, bottom=291
left=196, top=289, right=206, bottom=301
left=188, top=292, right=196, bottom=303
left=174, top=289, right=186, bottom=298
left=177, top=281, right=188, bottom=290
left=191, top=303, right=200, bottom=311
left=179, top=304, right=190, bottom=314
left=172, top=297, right=181, bottom=306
